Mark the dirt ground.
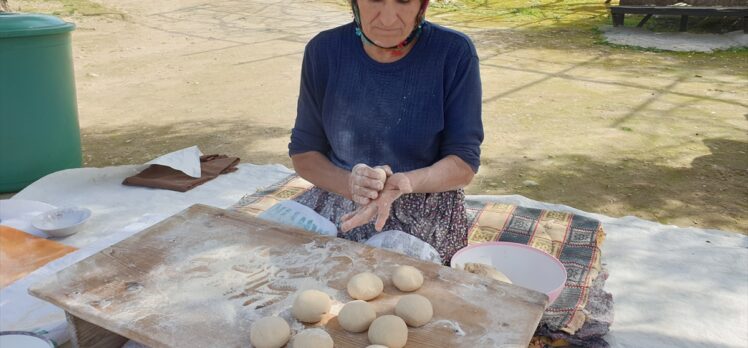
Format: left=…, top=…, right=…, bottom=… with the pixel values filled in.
left=8, top=0, right=748, bottom=233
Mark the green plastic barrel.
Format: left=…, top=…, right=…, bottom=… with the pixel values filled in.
left=0, top=13, right=82, bottom=193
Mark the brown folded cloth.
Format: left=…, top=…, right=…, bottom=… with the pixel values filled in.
left=123, top=154, right=240, bottom=192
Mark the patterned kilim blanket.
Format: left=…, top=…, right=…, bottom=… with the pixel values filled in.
left=464, top=200, right=606, bottom=334
left=231, top=175, right=613, bottom=343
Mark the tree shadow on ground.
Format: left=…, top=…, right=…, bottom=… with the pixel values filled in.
left=472, top=138, right=748, bottom=233
left=82, top=120, right=748, bottom=233
left=80, top=119, right=293, bottom=169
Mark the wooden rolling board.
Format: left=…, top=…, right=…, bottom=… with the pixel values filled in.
left=30, top=204, right=547, bottom=348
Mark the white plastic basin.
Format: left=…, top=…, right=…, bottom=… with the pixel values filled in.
left=451, top=242, right=567, bottom=305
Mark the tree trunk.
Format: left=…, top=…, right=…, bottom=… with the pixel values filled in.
left=0, top=0, right=10, bottom=13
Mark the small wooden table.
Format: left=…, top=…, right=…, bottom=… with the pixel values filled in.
left=30, top=204, right=547, bottom=348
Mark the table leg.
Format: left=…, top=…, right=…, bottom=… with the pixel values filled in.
left=637, top=14, right=652, bottom=28
left=612, top=13, right=624, bottom=27
left=66, top=312, right=128, bottom=348
left=680, top=15, right=689, bottom=32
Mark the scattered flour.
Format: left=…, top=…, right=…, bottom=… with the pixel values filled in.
left=430, top=320, right=466, bottom=336
left=57, top=218, right=542, bottom=347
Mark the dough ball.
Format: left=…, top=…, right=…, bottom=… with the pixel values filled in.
left=464, top=262, right=513, bottom=284
left=338, top=300, right=376, bottom=333
left=292, top=289, right=332, bottom=323
left=395, top=294, right=433, bottom=327
left=347, top=272, right=383, bottom=301
left=392, top=265, right=424, bottom=292
left=291, top=328, right=333, bottom=348
left=250, top=316, right=290, bottom=348
left=368, top=315, right=408, bottom=348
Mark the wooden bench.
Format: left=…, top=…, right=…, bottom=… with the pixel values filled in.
left=610, top=5, right=748, bottom=32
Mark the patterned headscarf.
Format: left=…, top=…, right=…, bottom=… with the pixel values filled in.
left=351, top=0, right=430, bottom=51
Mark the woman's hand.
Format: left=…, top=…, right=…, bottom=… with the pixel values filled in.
left=348, top=164, right=393, bottom=205
left=341, top=172, right=412, bottom=232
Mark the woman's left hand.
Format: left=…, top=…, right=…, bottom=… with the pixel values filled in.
left=340, top=173, right=413, bottom=233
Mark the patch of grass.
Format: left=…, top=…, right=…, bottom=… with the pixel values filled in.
left=429, top=0, right=611, bottom=30
left=427, top=0, right=617, bottom=56
left=510, top=6, right=543, bottom=17
left=621, top=127, right=634, bottom=132
left=717, top=46, right=748, bottom=54
left=428, top=0, right=746, bottom=60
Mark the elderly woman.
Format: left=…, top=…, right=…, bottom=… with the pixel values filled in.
left=289, top=0, right=483, bottom=263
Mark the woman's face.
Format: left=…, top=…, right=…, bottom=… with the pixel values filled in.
left=357, top=0, right=422, bottom=48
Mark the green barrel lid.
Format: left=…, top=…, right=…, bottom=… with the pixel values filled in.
left=0, top=13, right=75, bottom=38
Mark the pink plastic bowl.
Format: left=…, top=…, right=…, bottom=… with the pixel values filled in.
left=451, top=242, right=567, bottom=306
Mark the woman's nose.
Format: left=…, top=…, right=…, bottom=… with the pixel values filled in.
left=379, top=2, right=399, bottom=27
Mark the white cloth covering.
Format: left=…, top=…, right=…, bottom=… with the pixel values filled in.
left=0, top=166, right=745, bottom=348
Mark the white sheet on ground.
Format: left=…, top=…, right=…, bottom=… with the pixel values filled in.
left=0, top=166, right=745, bottom=348
left=9, top=163, right=292, bottom=248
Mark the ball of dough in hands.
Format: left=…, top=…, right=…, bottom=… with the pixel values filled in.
left=395, top=294, right=433, bottom=327
left=392, top=265, right=424, bottom=292
left=338, top=300, right=377, bottom=333
left=250, top=316, right=290, bottom=348
left=347, top=272, right=384, bottom=301
left=292, top=289, right=332, bottom=323
left=368, top=315, right=408, bottom=348
left=291, top=328, right=334, bottom=348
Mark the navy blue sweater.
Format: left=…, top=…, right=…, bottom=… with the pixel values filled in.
left=289, top=21, right=483, bottom=173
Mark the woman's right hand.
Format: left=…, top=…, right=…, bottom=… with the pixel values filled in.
left=349, top=164, right=392, bottom=205
left=341, top=172, right=412, bottom=233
